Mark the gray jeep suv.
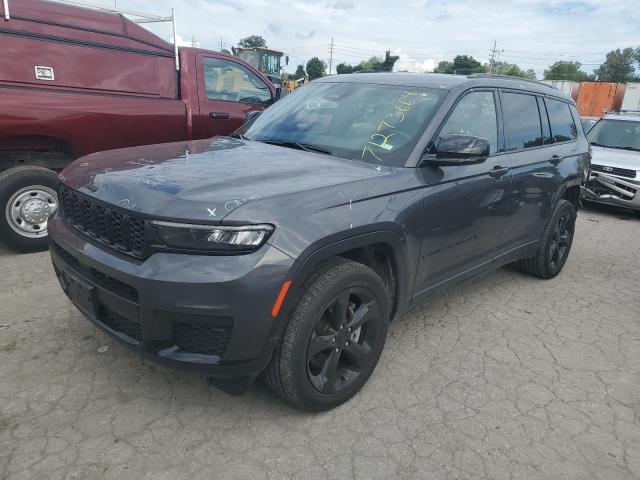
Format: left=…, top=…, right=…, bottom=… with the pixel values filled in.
left=49, top=73, right=590, bottom=410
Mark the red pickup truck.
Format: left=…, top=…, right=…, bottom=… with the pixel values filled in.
left=0, top=0, right=277, bottom=252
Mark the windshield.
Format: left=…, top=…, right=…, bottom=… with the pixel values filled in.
left=587, top=119, right=640, bottom=151
left=239, top=82, right=446, bottom=166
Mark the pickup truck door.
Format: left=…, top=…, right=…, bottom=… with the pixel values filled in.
left=194, top=54, right=274, bottom=139
left=413, top=89, right=512, bottom=297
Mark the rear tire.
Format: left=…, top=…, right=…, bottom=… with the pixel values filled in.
left=0, top=166, right=59, bottom=253
left=264, top=258, right=390, bottom=411
left=516, top=199, right=576, bottom=279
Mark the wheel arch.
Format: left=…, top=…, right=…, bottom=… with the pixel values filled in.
left=554, top=176, right=582, bottom=213
left=278, top=229, right=411, bottom=327
left=0, top=135, right=76, bottom=172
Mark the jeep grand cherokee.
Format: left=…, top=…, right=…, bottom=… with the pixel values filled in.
left=49, top=73, right=590, bottom=411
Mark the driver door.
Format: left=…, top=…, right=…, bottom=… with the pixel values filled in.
left=413, top=89, right=513, bottom=297
left=195, top=54, right=273, bottom=139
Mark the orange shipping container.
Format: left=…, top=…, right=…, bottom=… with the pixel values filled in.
left=576, top=82, right=626, bottom=117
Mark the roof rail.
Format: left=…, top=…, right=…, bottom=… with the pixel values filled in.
left=3, top=0, right=180, bottom=70
left=610, top=109, right=640, bottom=114
left=467, top=73, right=557, bottom=91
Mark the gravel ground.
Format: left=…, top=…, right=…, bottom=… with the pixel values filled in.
left=1, top=204, right=639, bottom=480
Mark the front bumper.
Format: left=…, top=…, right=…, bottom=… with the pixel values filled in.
left=581, top=171, right=640, bottom=211
left=48, top=215, right=295, bottom=379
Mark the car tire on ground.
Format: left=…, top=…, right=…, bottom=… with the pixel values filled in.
left=264, top=258, right=390, bottom=411
left=0, top=166, right=59, bottom=253
left=516, top=199, right=576, bottom=279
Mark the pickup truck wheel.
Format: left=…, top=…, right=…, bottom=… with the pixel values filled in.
left=516, top=199, right=576, bottom=279
left=264, top=258, right=390, bottom=411
left=0, top=166, right=59, bottom=253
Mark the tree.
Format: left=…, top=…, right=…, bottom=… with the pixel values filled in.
left=294, top=64, right=306, bottom=79
left=379, top=50, right=400, bottom=72
left=306, top=57, right=326, bottom=80
left=594, top=48, right=638, bottom=82
left=435, top=60, right=453, bottom=73
left=335, top=50, right=399, bottom=74
left=543, top=61, right=590, bottom=81
left=436, top=55, right=485, bottom=75
left=489, top=61, right=536, bottom=79
left=238, top=35, right=267, bottom=48
left=336, top=63, right=355, bottom=74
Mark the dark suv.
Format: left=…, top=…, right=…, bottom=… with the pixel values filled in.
left=49, top=73, right=590, bottom=411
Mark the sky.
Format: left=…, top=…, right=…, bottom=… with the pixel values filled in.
left=109, top=0, right=639, bottom=78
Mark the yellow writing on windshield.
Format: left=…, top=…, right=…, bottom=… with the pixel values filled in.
left=362, top=91, right=423, bottom=162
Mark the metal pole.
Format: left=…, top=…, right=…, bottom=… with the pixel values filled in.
left=172, top=8, right=179, bottom=71
left=3, top=0, right=10, bottom=21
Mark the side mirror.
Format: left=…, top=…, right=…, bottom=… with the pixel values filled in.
left=244, top=110, right=262, bottom=123
left=424, top=133, right=490, bottom=166
left=274, top=86, right=282, bottom=101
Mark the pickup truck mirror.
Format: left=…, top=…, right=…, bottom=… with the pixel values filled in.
left=244, top=111, right=262, bottom=123
left=422, top=133, right=490, bottom=166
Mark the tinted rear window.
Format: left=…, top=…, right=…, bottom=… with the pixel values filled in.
left=502, top=93, right=543, bottom=150
left=546, top=98, right=578, bottom=142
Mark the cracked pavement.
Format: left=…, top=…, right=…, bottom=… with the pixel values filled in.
left=1, top=204, right=639, bottom=480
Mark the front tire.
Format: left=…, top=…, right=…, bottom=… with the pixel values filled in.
left=264, top=258, right=390, bottom=411
left=0, top=166, right=59, bottom=253
left=516, top=199, right=576, bottom=279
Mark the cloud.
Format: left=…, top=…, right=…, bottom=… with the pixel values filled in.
left=267, top=22, right=283, bottom=35
left=203, top=0, right=243, bottom=12
left=119, top=0, right=639, bottom=78
left=330, top=1, right=354, bottom=10
left=393, top=50, right=436, bottom=72
left=295, top=30, right=316, bottom=40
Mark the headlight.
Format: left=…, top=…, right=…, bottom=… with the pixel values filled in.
left=151, top=221, right=273, bottom=253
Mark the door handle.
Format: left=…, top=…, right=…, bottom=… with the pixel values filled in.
left=549, top=154, right=563, bottom=165
left=488, top=166, right=509, bottom=179
left=209, top=112, right=230, bottom=120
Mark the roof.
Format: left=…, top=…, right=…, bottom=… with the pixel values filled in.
left=315, top=72, right=574, bottom=101
left=604, top=111, right=640, bottom=122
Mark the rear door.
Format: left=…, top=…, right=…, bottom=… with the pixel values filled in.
left=499, top=91, right=570, bottom=249
left=195, top=54, right=274, bottom=138
left=414, top=89, right=512, bottom=295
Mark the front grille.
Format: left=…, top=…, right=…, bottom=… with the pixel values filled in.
left=174, top=322, right=232, bottom=357
left=58, top=185, right=147, bottom=258
left=99, top=306, right=142, bottom=343
left=51, top=241, right=139, bottom=303
left=591, top=164, right=637, bottom=179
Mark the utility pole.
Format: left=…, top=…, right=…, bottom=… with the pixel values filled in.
left=219, top=37, right=225, bottom=52
left=489, top=40, right=503, bottom=73
left=328, top=37, right=335, bottom=75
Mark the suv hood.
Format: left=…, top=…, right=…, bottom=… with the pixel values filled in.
left=60, top=137, right=389, bottom=222
left=591, top=145, right=640, bottom=171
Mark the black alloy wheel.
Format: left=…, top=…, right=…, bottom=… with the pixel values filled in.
left=548, top=211, right=574, bottom=272
left=307, top=286, right=381, bottom=394
left=264, top=258, right=390, bottom=411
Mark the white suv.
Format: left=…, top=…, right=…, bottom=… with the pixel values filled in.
left=582, top=111, right=640, bottom=213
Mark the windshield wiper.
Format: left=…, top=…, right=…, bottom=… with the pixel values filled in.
left=229, top=133, right=248, bottom=140
left=259, top=139, right=332, bottom=155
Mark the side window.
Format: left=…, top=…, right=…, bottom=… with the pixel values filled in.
left=502, top=92, right=543, bottom=150
left=439, top=91, right=498, bottom=154
left=537, top=97, right=553, bottom=145
left=203, top=57, right=272, bottom=104
left=545, top=98, right=578, bottom=143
